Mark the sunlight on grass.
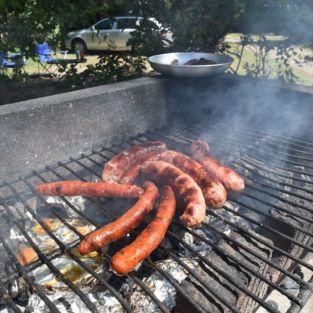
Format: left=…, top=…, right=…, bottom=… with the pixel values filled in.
left=224, top=34, right=313, bottom=86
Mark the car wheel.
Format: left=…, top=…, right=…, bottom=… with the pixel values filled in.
left=71, top=39, right=87, bottom=53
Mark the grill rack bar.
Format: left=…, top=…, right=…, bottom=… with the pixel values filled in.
left=145, top=132, right=313, bottom=251
left=0, top=194, right=100, bottom=313
left=108, top=132, right=313, bottom=280
left=154, top=130, right=313, bottom=233
left=31, top=165, right=207, bottom=313
left=0, top=289, right=23, bottom=313
left=89, top=137, right=313, bottom=276
left=29, top=173, right=174, bottom=313
left=221, top=127, right=313, bottom=153
left=0, top=235, right=61, bottom=313
left=0, top=127, right=310, bottom=312
left=192, top=126, right=313, bottom=179
left=60, top=147, right=268, bottom=312
left=4, top=182, right=133, bottom=313
left=101, top=137, right=312, bottom=305
left=235, top=158, right=313, bottom=197
left=37, top=143, right=279, bottom=312
left=156, top=129, right=313, bottom=214
left=203, top=125, right=313, bottom=168
left=142, top=132, right=313, bottom=289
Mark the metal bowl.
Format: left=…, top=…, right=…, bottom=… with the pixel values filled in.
left=148, top=52, right=233, bottom=77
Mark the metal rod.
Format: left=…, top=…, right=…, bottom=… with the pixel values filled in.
left=69, top=146, right=268, bottom=312
left=201, top=217, right=312, bottom=289
left=166, top=230, right=279, bottom=312
left=0, top=235, right=61, bottom=313
left=217, top=126, right=313, bottom=151
left=32, top=165, right=185, bottom=313
left=206, top=205, right=313, bottom=272
left=0, top=196, right=99, bottom=313
left=201, top=125, right=313, bottom=164
left=0, top=290, right=23, bottom=313
left=143, top=130, right=313, bottom=233
left=5, top=182, right=132, bottom=313
left=237, top=155, right=313, bottom=190
left=158, top=245, right=242, bottom=313
left=144, top=259, right=207, bottom=313
left=180, top=127, right=313, bottom=179
left=84, top=145, right=304, bottom=308
left=223, top=203, right=313, bottom=253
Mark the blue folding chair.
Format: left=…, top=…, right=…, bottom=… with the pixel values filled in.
left=0, top=51, right=18, bottom=68
left=36, top=42, right=69, bottom=78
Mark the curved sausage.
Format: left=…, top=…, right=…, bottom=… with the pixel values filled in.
left=160, top=150, right=226, bottom=209
left=111, top=185, right=176, bottom=275
left=35, top=181, right=143, bottom=198
left=141, top=161, right=206, bottom=227
left=102, top=141, right=167, bottom=182
left=191, top=140, right=245, bottom=192
left=119, top=150, right=162, bottom=184
left=78, top=181, right=158, bottom=255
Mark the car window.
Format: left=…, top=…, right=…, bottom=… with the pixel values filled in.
left=116, top=18, right=137, bottom=30
left=95, top=19, right=113, bottom=30
left=138, top=18, right=160, bottom=30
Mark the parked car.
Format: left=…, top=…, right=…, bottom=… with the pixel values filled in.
left=65, top=16, right=172, bottom=52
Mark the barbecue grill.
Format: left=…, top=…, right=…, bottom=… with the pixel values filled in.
left=0, top=75, right=312, bottom=313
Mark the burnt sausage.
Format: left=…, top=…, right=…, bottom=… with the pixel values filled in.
left=160, top=150, right=226, bottom=209
left=191, top=140, right=244, bottom=192
left=35, top=181, right=143, bottom=198
left=111, top=185, right=175, bottom=275
left=141, top=161, right=206, bottom=227
left=102, top=141, right=166, bottom=182
left=120, top=150, right=161, bottom=184
left=78, top=181, right=158, bottom=255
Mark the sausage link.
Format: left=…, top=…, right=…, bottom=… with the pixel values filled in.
left=160, top=150, right=226, bottom=209
left=78, top=181, right=158, bottom=255
left=141, top=161, right=206, bottom=227
left=191, top=140, right=245, bottom=192
left=102, top=141, right=167, bottom=182
left=120, top=150, right=161, bottom=184
left=111, top=185, right=175, bottom=275
left=35, top=181, right=143, bottom=198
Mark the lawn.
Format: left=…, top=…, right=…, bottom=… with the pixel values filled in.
left=21, top=53, right=100, bottom=76
left=224, top=33, right=313, bottom=86
left=1, top=33, right=312, bottom=105
left=3, top=33, right=312, bottom=87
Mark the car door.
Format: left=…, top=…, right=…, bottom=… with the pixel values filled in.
left=90, top=18, right=114, bottom=50
left=108, top=18, right=137, bottom=51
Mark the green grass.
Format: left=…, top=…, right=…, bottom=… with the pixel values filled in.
left=224, top=33, right=286, bottom=42
left=3, top=33, right=313, bottom=87
left=3, top=53, right=100, bottom=76
left=224, top=36, right=313, bottom=86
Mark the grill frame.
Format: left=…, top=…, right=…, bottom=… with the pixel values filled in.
left=0, top=127, right=313, bottom=313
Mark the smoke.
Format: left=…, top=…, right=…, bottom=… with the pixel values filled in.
left=167, top=76, right=313, bottom=141
left=165, top=74, right=313, bottom=176
left=243, top=1, right=313, bottom=45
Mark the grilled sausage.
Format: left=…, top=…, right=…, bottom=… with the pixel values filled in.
left=78, top=181, right=158, bottom=255
left=111, top=185, right=175, bottom=275
left=191, top=140, right=245, bottom=192
left=141, top=161, right=206, bottom=227
left=102, top=141, right=167, bottom=182
left=35, top=181, right=143, bottom=198
left=160, top=150, right=226, bottom=209
left=120, top=150, right=162, bottom=184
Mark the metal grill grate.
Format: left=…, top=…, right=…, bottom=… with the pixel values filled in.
left=0, top=126, right=313, bottom=313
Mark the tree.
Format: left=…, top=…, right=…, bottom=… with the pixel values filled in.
left=0, top=0, right=108, bottom=55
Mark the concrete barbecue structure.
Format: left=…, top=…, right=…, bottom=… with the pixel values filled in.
left=0, top=74, right=313, bottom=313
